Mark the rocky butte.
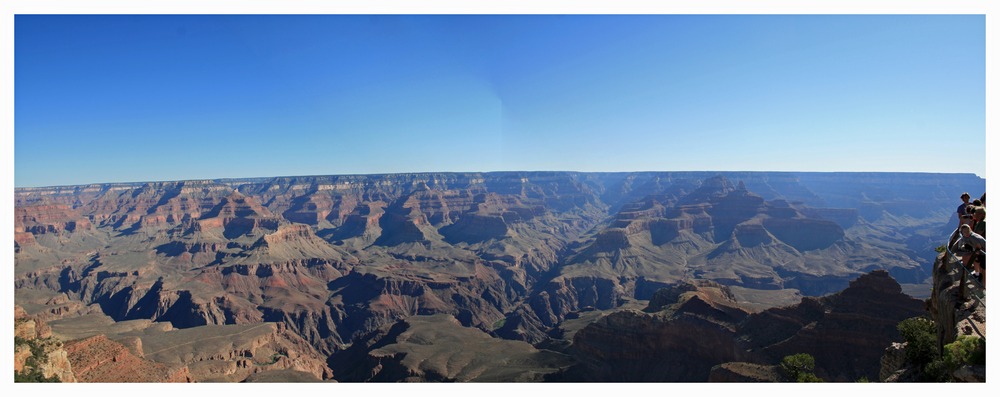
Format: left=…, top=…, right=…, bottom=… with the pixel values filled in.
left=13, top=171, right=984, bottom=382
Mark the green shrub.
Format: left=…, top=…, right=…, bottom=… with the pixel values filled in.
left=256, top=352, right=286, bottom=366
left=897, top=317, right=938, bottom=368
left=926, top=336, right=987, bottom=381
left=923, top=359, right=952, bottom=382
left=780, top=353, right=822, bottom=382
left=797, top=373, right=823, bottom=382
left=897, top=315, right=985, bottom=382
left=952, top=336, right=985, bottom=365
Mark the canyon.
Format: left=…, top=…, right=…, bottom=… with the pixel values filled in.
left=13, top=171, right=984, bottom=382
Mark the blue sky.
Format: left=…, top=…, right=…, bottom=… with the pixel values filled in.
left=14, top=14, right=986, bottom=187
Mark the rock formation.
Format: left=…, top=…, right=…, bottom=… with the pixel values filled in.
left=735, top=270, right=925, bottom=381
left=64, top=335, right=193, bottom=382
left=558, top=281, right=749, bottom=381
left=14, top=306, right=76, bottom=382
left=927, top=253, right=986, bottom=356
left=44, top=313, right=332, bottom=382
left=559, top=271, right=924, bottom=382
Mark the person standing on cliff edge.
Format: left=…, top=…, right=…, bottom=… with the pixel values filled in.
left=958, top=193, right=973, bottom=228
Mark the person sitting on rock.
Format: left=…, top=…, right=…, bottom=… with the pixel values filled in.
left=951, top=224, right=986, bottom=287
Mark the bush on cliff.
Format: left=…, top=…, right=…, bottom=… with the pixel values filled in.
left=896, top=317, right=985, bottom=381
left=897, top=317, right=938, bottom=370
left=780, top=353, right=822, bottom=382
left=924, top=336, right=986, bottom=381
left=946, top=336, right=985, bottom=366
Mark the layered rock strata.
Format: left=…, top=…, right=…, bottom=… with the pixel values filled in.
left=14, top=172, right=983, bottom=381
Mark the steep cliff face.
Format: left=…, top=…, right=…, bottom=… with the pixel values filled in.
left=14, top=306, right=77, bottom=382
left=927, top=253, right=986, bottom=354
left=879, top=252, right=986, bottom=382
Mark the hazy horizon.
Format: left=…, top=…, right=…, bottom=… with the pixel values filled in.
left=13, top=169, right=988, bottom=190
left=14, top=14, right=986, bottom=187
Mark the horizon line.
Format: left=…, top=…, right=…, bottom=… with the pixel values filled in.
left=14, top=169, right=986, bottom=190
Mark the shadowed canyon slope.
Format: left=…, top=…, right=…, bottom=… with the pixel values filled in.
left=14, top=171, right=983, bottom=381
left=556, top=271, right=924, bottom=382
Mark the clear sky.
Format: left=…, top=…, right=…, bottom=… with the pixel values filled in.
left=14, top=14, right=986, bottom=187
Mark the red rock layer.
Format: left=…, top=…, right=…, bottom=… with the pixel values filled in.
left=15, top=204, right=92, bottom=234
left=64, top=335, right=193, bottom=382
